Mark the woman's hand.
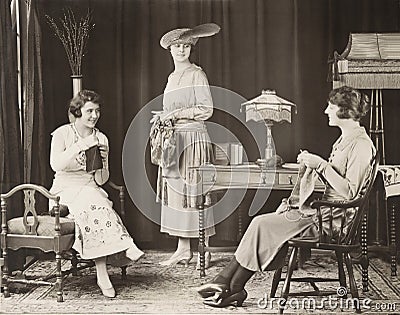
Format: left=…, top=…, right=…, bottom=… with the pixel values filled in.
left=98, top=144, right=109, bottom=160
left=150, top=111, right=163, bottom=123
left=297, top=151, right=326, bottom=169
left=159, top=111, right=176, bottom=122
left=150, top=110, right=179, bottom=123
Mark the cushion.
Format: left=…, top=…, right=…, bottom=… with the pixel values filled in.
left=8, top=216, right=75, bottom=236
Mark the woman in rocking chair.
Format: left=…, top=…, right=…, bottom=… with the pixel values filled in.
left=196, top=86, right=376, bottom=307
left=49, top=90, right=144, bottom=298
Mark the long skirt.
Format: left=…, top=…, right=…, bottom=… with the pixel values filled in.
left=235, top=203, right=354, bottom=272
left=159, top=121, right=215, bottom=238
left=234, top=211, right=315, bottom=272
left=50, top=173, right=144, bottom=264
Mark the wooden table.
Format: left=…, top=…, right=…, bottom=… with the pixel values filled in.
left=193, top=163, right=325, bottom=277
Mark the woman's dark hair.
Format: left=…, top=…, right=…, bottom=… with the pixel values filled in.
left=328, top=86, right=370, bottom=121
left=69, top=90, right=102, bottom=118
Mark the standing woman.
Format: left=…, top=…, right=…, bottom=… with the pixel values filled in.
left=153, top=24, right=220, bottom=267
left=49, top=90, right=144, bottom=298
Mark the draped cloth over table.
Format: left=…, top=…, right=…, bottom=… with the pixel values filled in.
left=158, top=64, right=215, bottom=238
left=330, top=33, right=400, bottom=89
left=235, top=126, right=375, bottom=272
left=49, top=124, right=144, bottom=265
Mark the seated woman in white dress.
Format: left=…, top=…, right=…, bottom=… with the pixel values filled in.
left=196, top=86, right=376, bottom=307
left=49, top=90, right=144, bottom=298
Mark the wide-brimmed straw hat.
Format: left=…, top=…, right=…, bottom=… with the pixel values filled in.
left=160, top=23, right=220, bottom=49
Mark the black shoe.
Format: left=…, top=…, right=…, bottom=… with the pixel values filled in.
left=196, top=282, right=229, bottom=298
left=203, top=289, right=247, bottom=308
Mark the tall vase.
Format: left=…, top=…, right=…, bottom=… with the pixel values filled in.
left=69, top=75, right=83, bottom=122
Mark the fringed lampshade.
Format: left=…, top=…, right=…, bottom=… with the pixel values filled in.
left=241, top=90, right=296, bottom=161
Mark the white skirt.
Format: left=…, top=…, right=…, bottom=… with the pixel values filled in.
left=50, top=172, right=144, bottom=263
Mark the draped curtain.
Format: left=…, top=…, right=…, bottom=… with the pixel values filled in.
left=0, top=0, right=22, bottom=197
left=27, top=0, right=400, bottom=247
left=0, top=0, right=24, bottom=271
left=21, top=0, right=47, bottom=186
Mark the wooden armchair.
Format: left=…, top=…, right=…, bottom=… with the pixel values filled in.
left=1, top=184, right=74, bottom=302
left=1, top=181, right=127, bottom=302
left=270, top=154, right=379, bottom=314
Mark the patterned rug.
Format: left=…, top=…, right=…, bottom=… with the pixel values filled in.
left=2, top=250, right=400, bottom=314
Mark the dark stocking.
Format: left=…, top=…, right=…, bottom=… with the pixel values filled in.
left=212, top=257, right=240, bottom=285
left=229, top=265, right=255, bottom=293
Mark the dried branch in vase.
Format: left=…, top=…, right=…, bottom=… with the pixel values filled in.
left=46, top=8, right=95, bottom=76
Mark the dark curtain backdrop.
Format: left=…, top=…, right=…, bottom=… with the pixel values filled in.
left=1, top=0, right=24, bottom=271
left=1, top=0, right=22, bottom=199
left=35, top=0, right=400, bottom=248
left=21, top=0, right=47, bottom=186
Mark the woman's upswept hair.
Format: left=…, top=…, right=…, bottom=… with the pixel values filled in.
left=69, top=90, right=102, bottom=118
left=328, top=86, right=370, bottom=121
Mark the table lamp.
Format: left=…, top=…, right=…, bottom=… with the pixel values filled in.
left=241, top=90, right=296, bottom=161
